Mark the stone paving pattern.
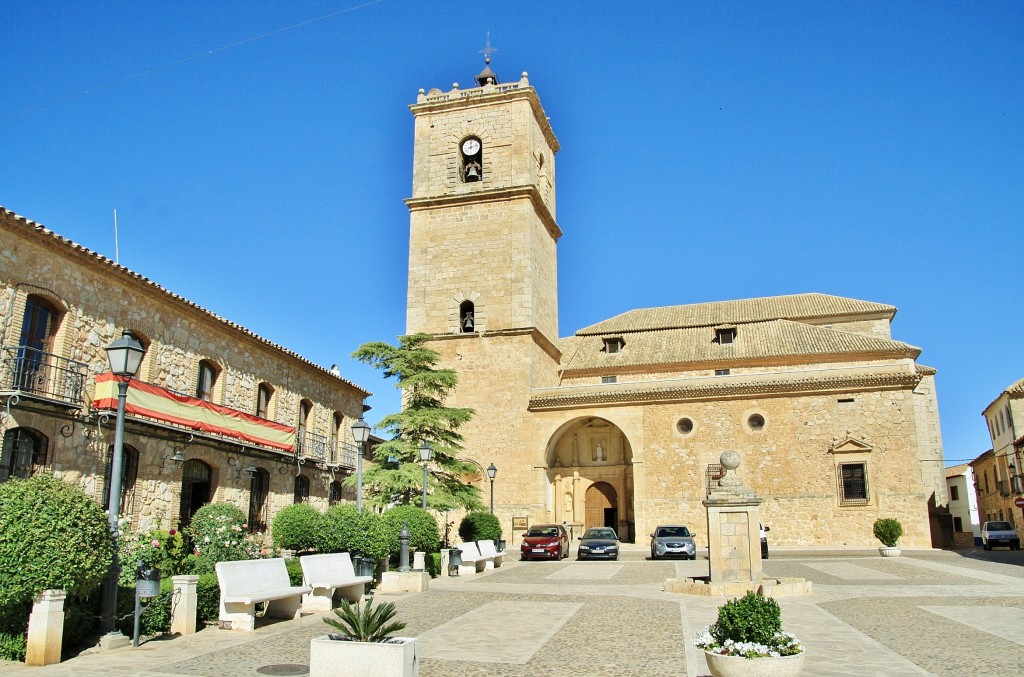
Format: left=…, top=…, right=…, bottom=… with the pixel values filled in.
left=4, top=547, right=1024, bottom=676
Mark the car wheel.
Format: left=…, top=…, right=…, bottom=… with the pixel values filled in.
left=651, top=549, right=658, bottom=560
left=984, top=543, right=991, bottom=551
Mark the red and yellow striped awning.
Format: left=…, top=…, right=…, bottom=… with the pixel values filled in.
left=93, top=373, right=296, bottom=451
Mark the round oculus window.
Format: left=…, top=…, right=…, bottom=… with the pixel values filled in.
left=747, top=414, right=765, bottom=430
left=676, top=418, right=694, bottom=434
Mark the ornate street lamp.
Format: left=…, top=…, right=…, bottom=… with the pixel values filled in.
left=100, top=330, right=146, bottom=643
left=486, top=463, right=497, bottom=514
left=351, top=418, right=370, bottom=514
left=419, top=441, right=433, bottom=509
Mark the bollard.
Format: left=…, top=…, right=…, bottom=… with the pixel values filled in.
left=398, top=522, right=411, bottom=572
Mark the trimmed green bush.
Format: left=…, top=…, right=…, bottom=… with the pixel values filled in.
left=323, top=504, right=360, bottom=553
left=0, top=474, right=112, bottom=606
left=458, top=511, right=502, bottom=544
left=0, top=631, right=26, bottom=663
left=873, top=518, right=903, bottom=547
left=382, top=505, right=440, bottom=555
left=712, top=591, right=782, bottom=646
left=184, top=503, right=249, bottom=570
left=272, top=504, right=325, bottom=553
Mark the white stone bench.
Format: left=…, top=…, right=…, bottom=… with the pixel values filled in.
left=216, top=558, right=312, bottom=631
left=457, top=542, right=494, bottom=575
left=299, top=552, right=373, bottom=612
left=476, top=539, right=506, bottom=567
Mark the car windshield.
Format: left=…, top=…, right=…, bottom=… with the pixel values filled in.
left=987, top=522, right=1013, bottom=530
left=583, top=528, right=616, bottom=540
left=656, top=526, right=690, bottom=538
left=527, top=527, right=558, bottom=537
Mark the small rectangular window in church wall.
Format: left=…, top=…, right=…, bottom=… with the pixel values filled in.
left=838, top=462, right=869, bottom=505
left=714, top=369, right=730, bottom=376
left=601, top=375, right=617, bottom=384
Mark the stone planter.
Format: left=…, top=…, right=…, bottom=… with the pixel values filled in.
left=705, top=650, right=805, bottom=677
left=878, top=546, right=902, bottom=557
left=310, top=634, right=419, bottom=677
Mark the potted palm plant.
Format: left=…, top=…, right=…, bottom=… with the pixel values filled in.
left=309, top=598, right=418, bottom=677
left=692, top=591, right=804, bottom=677
left=873, top=517, right=903, bottom=557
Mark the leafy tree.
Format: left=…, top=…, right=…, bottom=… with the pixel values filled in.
left=352, top=333, right=482, bottom=511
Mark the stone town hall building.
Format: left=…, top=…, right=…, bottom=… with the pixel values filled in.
left=405, top=61, right=948, bottom=548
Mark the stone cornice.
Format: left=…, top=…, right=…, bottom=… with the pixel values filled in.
left=419, top=326, right=562, bottom=361
left=405, top=185, right=561, bottom=241
left=528, top=371, right=923, bottom=411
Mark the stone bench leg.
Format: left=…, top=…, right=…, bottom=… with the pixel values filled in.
left=493, top=555, right=503, bottom=567
left=266, top=595, right=303, bottom=620
left=483, top=559, right=496, bottom=570
left=220, top=600, right=256, bottom=632
left=303, top=588, right=336, bottom=613
left=457, top=562, right=479, bottom=576
left=336, top=583, right=364, bottom=604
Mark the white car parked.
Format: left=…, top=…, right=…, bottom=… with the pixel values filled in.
left=981, top=521, right=1020, bottom=551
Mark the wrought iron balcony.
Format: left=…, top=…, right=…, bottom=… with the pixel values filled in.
left=298, top=431, right=357, bottom=470
left=296, top=428, right=330, bottom=464
left=0, top=345, right=88, bottom=406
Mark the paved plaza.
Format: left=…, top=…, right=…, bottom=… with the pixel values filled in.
left=3, top=546, right=1024, bottom=676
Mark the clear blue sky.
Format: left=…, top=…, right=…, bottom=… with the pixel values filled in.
left=3, top=2, right=1021, bottom=465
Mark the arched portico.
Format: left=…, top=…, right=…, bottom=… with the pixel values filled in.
left=545, top=416, right=636, bottom=542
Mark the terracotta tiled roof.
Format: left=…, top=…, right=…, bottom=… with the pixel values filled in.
left=576, top=293, right=896, bottom=336
left=561, top=319, right=919, bottom=373
left=1005, top=377, right=1024, bottom=394
left=1, top=206, right=370, bottom=396
left=945, top=463, right=970, bottom=478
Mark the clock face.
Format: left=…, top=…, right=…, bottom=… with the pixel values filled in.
left=462, top=139, right=481, bottom=155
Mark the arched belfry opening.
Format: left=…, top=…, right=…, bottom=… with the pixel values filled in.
left=460, top=136, right=482, bottom=182
left=546, top=417, right=635, bottom=542
left=459, top=300, right=475, bottom=332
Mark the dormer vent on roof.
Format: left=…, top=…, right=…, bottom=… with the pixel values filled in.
left=603, top=337, right=625, bottom=354
left=715, top=326, right=737, bottom=345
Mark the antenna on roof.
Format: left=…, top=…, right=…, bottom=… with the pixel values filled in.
left=113, top=208, right=120, bottom=264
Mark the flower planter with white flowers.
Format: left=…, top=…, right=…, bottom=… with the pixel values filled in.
left=693, top=592, right=805, bottom=677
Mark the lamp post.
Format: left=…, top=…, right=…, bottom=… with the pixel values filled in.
left=100, top=330, right=146, bottom=641
left=419, top=441, right=433, bottom=509
left=486, top=463, right=497, bottom=514
left=351, top=418, right=370, bottom=514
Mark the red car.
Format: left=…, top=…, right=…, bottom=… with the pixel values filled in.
left=520, top=523, right=570, bottom=560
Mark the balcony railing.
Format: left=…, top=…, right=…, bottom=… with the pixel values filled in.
left=0, top=345, right=88, bottom=406
left=296, top=429, right=357, bottom=470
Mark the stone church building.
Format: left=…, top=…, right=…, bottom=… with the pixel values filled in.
left=405, top=61, right=948, bottom=548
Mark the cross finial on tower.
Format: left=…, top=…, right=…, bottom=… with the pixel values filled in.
left=479, top=32, right=497, bottom=64
left=474, top=33, right=500, bottom=86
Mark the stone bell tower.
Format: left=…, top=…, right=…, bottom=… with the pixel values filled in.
left=404, top=56, right=562, bottom=494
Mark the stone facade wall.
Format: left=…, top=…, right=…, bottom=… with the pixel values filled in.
left=1, top=213, right=368, bottom=531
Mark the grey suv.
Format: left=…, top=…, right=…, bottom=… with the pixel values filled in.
left=650, top=525, right=696, bottom=560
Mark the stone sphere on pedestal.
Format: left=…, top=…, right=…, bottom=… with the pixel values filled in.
left=720, top=450, right=741, bottom=471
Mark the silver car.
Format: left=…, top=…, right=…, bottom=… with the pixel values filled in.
left=650, top=525, right=696, bottom=560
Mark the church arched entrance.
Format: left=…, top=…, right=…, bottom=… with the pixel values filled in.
left=546, top=416, right=635, bottom=542
left=585, top=482, right=617, bottom=532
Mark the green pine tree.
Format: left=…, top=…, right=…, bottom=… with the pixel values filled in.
left=351, top=333, right=482, bottom=510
